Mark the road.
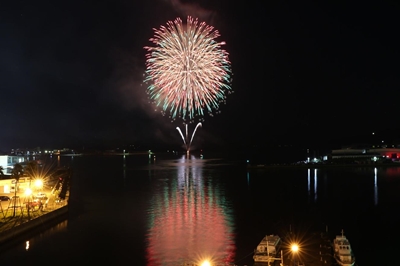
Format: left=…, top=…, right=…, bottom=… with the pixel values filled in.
left=0, top=187, right=66, bottom=219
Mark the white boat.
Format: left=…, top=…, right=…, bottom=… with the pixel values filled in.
left=253, top=234, right=282, bottom=264
left=333, top=230, right=356, bottom=266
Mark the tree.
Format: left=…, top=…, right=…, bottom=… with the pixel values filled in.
left=57, top=167, right=72, bottom=200
left=11, top=163, right=24, bottom=183
left=24, top=160, right=39, bottom=185
left=11, top=163, right=24, bottom=217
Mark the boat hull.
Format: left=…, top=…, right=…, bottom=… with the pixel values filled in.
left=333, top=232, right=355, bottom=266
left=253, top=254, right=275, bottom=263
left=334, top=255, right=355, bottom=266
left=253, top=235, right=282, bottom=264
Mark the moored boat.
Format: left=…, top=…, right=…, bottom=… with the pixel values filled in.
left=333, top=230, right=355, bottom=266
left=253, top=234, right=282, bottom=264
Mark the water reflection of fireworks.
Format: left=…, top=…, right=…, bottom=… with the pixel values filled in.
left=146, top=155, right=236, bottom=265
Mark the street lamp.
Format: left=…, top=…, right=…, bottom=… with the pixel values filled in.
left=291, top=244, right=299, bottom=266
left=34, top=179, right=43, bottom=193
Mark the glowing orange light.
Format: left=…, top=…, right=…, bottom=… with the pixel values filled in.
left=200, top=260, right=211, bottom=266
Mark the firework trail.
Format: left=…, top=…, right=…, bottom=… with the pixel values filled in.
left=175, top=122, right=202, bottom=152
left=144, top=16, right=232, bottom=123
left=189, top=122, right=202, bottom=147
left=176, top=126, right=187, bottom=148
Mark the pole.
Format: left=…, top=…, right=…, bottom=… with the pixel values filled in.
left=13, top=180, right=17, bottom=217
left=27, top=195, right=30, bottom=219
left=267, top=237, right=270, bottom=266
left=28, top=179, right=31, bottom=219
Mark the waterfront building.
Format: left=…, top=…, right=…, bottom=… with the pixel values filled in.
left=0, top=155, right=26, bottom=175
left=330, top=147, right=400, bottom=162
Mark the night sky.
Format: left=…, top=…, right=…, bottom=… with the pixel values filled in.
left=1, top=0, right=399, bottom=152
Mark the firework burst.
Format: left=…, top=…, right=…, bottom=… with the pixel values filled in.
left=144, top=16, right=232, bottom=122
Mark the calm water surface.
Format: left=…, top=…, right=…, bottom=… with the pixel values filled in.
left=0, top=153, right=400, bottom=265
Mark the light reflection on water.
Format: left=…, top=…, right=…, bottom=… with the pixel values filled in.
left=374, top=167, right=378, bottom=206
left=306, top=166, right=381, bottom=207
left=146, top=155, right=236, bottom=265
left=1, top=220, right=68, bottom=254
left=1, top=155, right=400, bottom=265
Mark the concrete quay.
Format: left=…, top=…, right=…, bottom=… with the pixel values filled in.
left=0, top=205, right=68, bottom=242
left=0, top=188, right=69, bottom=251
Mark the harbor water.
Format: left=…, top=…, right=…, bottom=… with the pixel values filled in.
left=0, top=153, right=399, bottom=265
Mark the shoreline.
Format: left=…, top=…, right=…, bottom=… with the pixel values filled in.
left=247, top=162, right=400, bottom=169
left=0, top=205, right=68, bottom=251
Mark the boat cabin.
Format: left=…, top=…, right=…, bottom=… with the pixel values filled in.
left=256, top=235, right=281, bottom=255
left=334, top=234, right=355, bottom=265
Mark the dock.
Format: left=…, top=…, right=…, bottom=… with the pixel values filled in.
left=252, top=231, right=334, bottom=266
